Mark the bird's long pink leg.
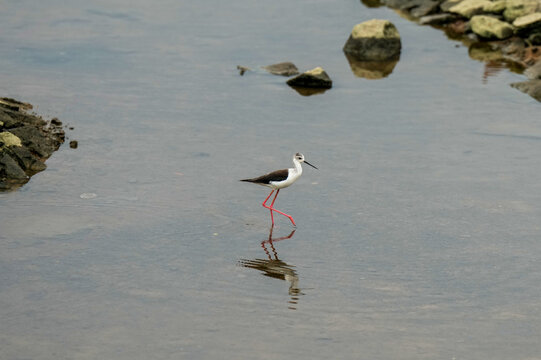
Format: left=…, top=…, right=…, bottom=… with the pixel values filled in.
left=262, top=189, right=296, bottom=227
left=262, top=190, right=276, bottom=226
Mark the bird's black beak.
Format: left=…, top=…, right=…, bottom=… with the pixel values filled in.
left=304, top=160, right=318, bottom=170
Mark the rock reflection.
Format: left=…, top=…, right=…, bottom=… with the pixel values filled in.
left=289, top=86, right=329, bottom=96
left=344, top=53, right=399, bottom=79
left=238, top=228, right=302, bottom=310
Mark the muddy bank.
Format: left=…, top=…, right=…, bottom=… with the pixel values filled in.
left=0, top=98, right=65, bottom=191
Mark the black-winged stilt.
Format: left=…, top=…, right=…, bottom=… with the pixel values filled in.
left=241, top=153, right=318, bottom=227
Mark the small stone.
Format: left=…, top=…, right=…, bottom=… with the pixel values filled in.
left=236, top=65, right=251, bottom=76
left=470, top=15, right=514, bottom=39
left=343, top=19, right=401, bottom=61
left=69, top=140, right=78, bottom=149
left=286, top=67, right=333, bottom=89
left=262, top=62, right=300, bottom=76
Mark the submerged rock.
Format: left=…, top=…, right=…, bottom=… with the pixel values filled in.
left=286, top=67, right=333, bottom=89
left=0, top=98, right=64, bottom=191
left=343, top=19, right=401, bottom=61
left=262, top=62, right=300, bottom=76
left=511, top=79, right=541, bottom=100
left=470, top=15, right=515, bottom=39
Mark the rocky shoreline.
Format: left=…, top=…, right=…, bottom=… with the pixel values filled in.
left=0, top=98, right=65, bottom=191
left=369, top=0, right=541, bottom=100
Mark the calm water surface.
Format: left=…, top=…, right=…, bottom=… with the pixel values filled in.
left=1, top=1, right=540, bottom=359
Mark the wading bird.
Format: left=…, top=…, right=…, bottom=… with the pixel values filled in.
left=241, top=153, right=317, bottom=227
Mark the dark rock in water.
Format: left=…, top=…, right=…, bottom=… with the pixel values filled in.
left=0, top=152, right=28, bottom=181
left=70, top=140, right=78, bottom=149
left=511, top=79, right=541, bottom=101
left=420, top=13, right=460, bottom=25
left=237, top=65, right=251, bottom=76
left=262, top=62, right=300, bottom=76
left=343, top=19, right=402, bottom=61
left=0, top=97, right=65, bottom=191
left=286, top=67, right=333, bottom=89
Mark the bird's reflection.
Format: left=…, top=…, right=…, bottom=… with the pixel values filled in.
left=238, top=228, right=303, bottom=310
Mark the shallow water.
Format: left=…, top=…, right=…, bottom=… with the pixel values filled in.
left=1, top=1, right=540, bottom=359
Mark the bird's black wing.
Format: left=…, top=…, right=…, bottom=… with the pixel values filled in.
left=241, top=169, right=289, bottom=185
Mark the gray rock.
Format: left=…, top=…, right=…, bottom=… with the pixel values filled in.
left=286, top=67, right=333, bottom=89
left=343, top=19, right=402, bottom=61
left=420, top=13, right=460, bottom=24
left=0, top=152, right=28, bottom=180
left=440, top=0, right=462, bottom=12
left=525, top=60, right=541, bottom=79
left=410, top=0, right=441, bottom=17
left=262, top=62, right=299, bottom=76
left=470, top=15, right=515, bottom=39
left=511, top=79, right=541, bottom=101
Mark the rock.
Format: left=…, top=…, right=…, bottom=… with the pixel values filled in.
left=420, top=13, right=460, bottom=25
left=450, top=0, right=493, bottom=18
left=513, top=12, right=541, bottom=35
left=483, top=0, right=507, bottom=14
left=237, top=65, right=251, bottom=76
left=470, top=15, right=515, bottom=39
left=70, top=140, right=78, bottom=149
left=286, top=67, right=333, bottom=89
left=410, top=0, right=441, bottom=17
left=0, top=100, right=64, bottom=190
left=262, top=62, right=299, bottom=76
left=447, top=19, right=472, bottom=35
left=343, top=19, right=401, bottom=61
left=503, top=0, right=540, bottom=22
left=7, top=146, right=47, bottom=172
left=0, top=152, right=28, bottom=181
left=529, top=30, right=541, bottom=44
left=440, top=0, right=462, bottom=12
left=525, top=60, right=541, bottom=78
left=510, top=79, right=541, bottom=101
left=0, top=131, right=22, bottom=147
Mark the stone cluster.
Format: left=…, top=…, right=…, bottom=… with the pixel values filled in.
left=0, top=98, right=65, bottom=191
left=374, top=0, right=541, bottom=100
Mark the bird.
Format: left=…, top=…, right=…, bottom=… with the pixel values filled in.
left=241, top=153, right=317, bottom=227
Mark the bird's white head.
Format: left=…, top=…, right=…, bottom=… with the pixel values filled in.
left=294, top=153, right=318, bottom=169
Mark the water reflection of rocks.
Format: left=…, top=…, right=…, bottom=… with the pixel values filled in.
left=238, top=228, right=303, bottom=310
